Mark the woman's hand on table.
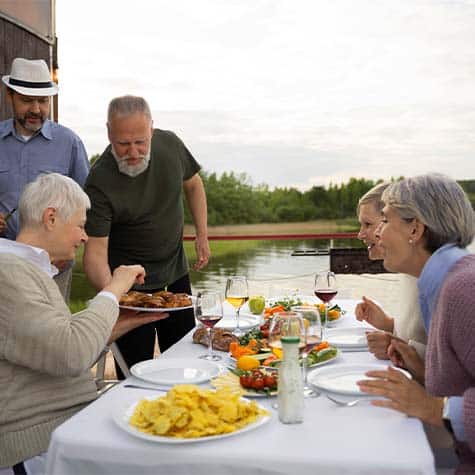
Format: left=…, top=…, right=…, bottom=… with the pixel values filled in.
left=357, top=366, right=444, bottom=427
left=365, top=331, right=392, bottom=359
left=355, top=296, right=394, bottom=332
left=107, top=309, right=170, bottom=344
left=388, top=339, right=425, bottom=384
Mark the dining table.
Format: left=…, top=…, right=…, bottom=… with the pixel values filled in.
left=45, top=299, right=436, bottom=475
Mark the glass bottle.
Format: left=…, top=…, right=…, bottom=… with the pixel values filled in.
left=278, top=335, right=304, bottom=424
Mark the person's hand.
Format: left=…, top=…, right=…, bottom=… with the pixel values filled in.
left=193, top=235, right=210, bottom=270
left=355, top=296, right=394, bottom=332
left=103, top=265, right=146, bottom=299
left=0, top=213, right=6, bottom=235
left=365, top=331, right=392, bottom=359
left=107, top=309, right=170, bottom=344
left=388, top=339, right=425, bottom=384
left=357, top=366, right=444, bottom=427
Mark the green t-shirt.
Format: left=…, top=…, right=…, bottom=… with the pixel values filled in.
left=85, top=129, right=201, bottom=290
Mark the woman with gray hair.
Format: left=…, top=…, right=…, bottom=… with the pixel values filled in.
left=0, top=173, right=168, bottom=473
left=355, top=182, right=427, bottom=360
left=357, top=173, right=475, bottom=473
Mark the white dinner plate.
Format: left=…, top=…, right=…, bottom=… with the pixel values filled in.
left=325, top=327, right=368, bottom=350
left=215, top=313, right=260, bottom=331
left=308, top=363, right=411, bottom=396
left=130, top=358, right=221, bottom=385
left=119, top=304, right=193, bottom=312
left=113, top=397, right=271, bottom=443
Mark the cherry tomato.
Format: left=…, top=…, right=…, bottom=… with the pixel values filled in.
left=240, top=375, right=253, bottom=388
left=252, top=378, right=265, bottom=391
left=264, top=375, right=277, bottom=388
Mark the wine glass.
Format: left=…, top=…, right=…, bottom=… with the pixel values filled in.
left=195, top=291, right=223, bottom=361
left=314, top=271, right=338, bottom=340
left=225, top=276, right=249, bottom=337
left=267, top=311, right=305, bottom=359
left=291, top=305, right=322, bottom=397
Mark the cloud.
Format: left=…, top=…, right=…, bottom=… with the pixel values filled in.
left=56, top=0, right=475, bottom=187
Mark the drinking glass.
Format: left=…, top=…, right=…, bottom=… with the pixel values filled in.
left=291, top=305, right=322, bottom=397
left=267, top=311, right=305, bottom=359
left=225, top=276, right=249, bottom=337
left=195, top=291, right=223, bottom=361
left=314, top=271, right=338, bottom=340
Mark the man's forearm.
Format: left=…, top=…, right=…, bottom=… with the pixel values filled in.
left=84, top=254, right=113, bottom=291
left=184, top=176, right=208, bottom=236
left=88, top=266, right=113, bottom=291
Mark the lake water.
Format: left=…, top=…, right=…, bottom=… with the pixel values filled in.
left=189, top=238, right=359, bottom=297
left=189, top=239, right=475, bottom=298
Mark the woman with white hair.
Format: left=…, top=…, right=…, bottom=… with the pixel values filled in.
left=357, top=174, right=475, bottom=473
left=0, top=173, right=168, bottom=473
left=355, top=182, right=427, bottom=360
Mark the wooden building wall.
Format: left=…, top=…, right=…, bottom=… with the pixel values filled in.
left=0, top=15, right=52, bottom=121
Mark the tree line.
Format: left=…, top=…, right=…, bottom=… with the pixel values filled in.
left=189, top=173, right=475, bottom=226
left=186, top=171, right=383, bottom=225
left=89, top=154, right=475, bottom=226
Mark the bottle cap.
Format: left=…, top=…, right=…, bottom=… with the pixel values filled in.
left=281, top=336, right=300, bottom=344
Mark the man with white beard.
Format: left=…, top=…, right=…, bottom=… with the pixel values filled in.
left=83, top=95, right=210, bottom=377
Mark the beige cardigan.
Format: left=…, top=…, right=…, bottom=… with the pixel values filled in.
left=0, top=254, right=118, bottom=467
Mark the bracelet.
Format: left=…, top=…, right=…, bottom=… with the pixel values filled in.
left=442, top=396, right=454, bottom=435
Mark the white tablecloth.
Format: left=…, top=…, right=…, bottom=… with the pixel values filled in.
left=46, top=300, right=435, bottom=475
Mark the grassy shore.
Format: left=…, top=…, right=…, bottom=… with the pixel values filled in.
left=70, top=219, right=359, bottom=312
left=184, top=218, right=357, bottom=236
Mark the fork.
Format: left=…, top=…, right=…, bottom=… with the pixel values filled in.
left=326, top=394, right=362, bottom=407
left=123, top=384, right=167, bottom=391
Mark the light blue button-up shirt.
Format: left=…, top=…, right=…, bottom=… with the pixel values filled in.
left=0, top=118, right=90, bottom=239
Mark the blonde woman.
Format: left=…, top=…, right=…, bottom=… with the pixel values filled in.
left=355, top=183, right=427, bottom=359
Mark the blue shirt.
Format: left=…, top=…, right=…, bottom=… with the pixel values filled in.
left=418, top=242, right=469, bottom=441
left=0, top=118, right=90, bottom=239
left=418, top=243, right=468, bottom=331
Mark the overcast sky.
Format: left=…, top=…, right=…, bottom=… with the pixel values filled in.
left=56, top=0, right=475, bottom=189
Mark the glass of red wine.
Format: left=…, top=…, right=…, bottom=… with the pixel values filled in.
left=195, top=291, right=223, bottom=361
left=314, top=271, right=338, bottom=340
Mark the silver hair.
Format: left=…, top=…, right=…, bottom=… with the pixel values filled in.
left=19, top=173, right=90, bottom=229
left=382, top=174, right=475, bottom=252
left=107, top=95, right=152, bottom=123
left=357, top=182, right=391, bottom=215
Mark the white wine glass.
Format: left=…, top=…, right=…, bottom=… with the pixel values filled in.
left=314, top=271, right=338, bottom=340
left=225, top=276, right=249, bottom=337
left=195, top=291, right=223, bottom=361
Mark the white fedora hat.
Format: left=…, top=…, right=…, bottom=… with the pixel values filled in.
left=2, top=58, right=58, bottom=96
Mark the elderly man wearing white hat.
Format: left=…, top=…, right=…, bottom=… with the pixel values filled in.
left=0, top=57, right=90, bottom=300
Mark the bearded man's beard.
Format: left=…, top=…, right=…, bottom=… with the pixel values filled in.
left=111, top=146, right=151, bottom=177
